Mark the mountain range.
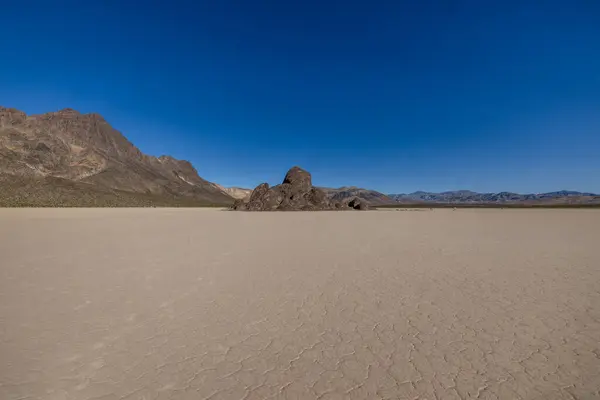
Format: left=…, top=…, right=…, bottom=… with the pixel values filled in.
left=1, top=105, right=598, bottom=207
left=389, top=190, right=600, bottom=204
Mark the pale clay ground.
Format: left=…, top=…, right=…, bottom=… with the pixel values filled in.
left=1, top=208, right=599, bottom=400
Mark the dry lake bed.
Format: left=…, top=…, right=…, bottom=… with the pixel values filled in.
left=1, top=208, right=599, bottom=400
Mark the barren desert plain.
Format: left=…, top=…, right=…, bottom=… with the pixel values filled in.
left=1, top=208, right=599, bottom=400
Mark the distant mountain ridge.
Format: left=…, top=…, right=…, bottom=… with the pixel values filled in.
left=0, top=106, right=234, bottom=206
left=322, top=187, right=600, bottom=206
left=389, top=190, right=600, bottom=204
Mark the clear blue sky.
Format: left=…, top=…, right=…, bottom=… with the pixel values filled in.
left=2, top=0, right=599, bottom=193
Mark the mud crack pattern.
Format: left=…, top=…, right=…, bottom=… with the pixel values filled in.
left=1, top=209, right=599, bottom=399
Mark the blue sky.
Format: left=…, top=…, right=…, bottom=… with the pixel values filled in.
left=1, top=0, right=599, bottom=193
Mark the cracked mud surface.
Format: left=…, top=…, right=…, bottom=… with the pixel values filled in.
left=1, top=208, right=599, bottom=399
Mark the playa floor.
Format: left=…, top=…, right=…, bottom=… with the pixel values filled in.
left=1, top=208, right=599, bottom=399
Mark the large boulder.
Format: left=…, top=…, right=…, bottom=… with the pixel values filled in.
left=283, top=166, right=312, bottom=191
left=231, top=166, right=369, bottom=211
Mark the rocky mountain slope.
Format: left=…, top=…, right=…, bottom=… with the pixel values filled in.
left=232, top=167, right=369, bottom=211
left=389, top=190, right=600, bottom=204
left=0, top=106, right=234, bottom=206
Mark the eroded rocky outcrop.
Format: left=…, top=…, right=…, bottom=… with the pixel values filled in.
left=232, top=166, right=369, bottom=211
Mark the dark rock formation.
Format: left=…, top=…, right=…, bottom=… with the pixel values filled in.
left=283, top=166, right=312, bottom=191
left=347, top=197, right=369, bottom=210
left=232, top=166, right=370, bottom=211
left=319, top=186, right=396, bottom=206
